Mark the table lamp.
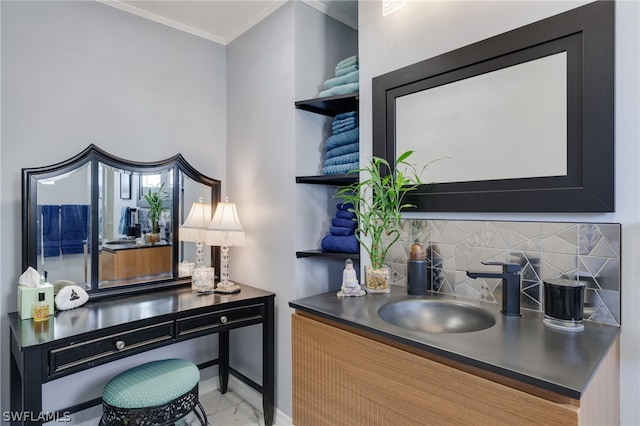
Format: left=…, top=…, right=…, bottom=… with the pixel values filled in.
left=180, top=198, right=215, bottom=293
left=206, top=197, right=244, bottom=293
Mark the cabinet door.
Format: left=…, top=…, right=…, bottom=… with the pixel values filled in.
left=292, top=313, right=579, bottom=426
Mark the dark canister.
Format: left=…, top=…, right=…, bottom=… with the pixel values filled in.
left=407, top=243, right=428, bottom=295
left=543, top=278, right=585, bottom=331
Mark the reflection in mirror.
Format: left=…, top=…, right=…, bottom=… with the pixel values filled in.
left=396, top=53, right=567, bottom=183
left=179, top=171, right=215, bottom=271
left=98, top=163, right=174, bottom=289
left=34, top=163, right=92, bottom=289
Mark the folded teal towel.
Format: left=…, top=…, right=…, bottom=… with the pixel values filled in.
left=326, top=142, right=359, bottom=160
left=333, top=116, right=357, bottom=130
left=326, top=128, right=359, bottom=151
left=335, top=111, right=358, bottom=121
left=323, top=161, right=360, bottom=176
left=333, top=117, right=357, bottom=128
left=335, top=55, right=358, bottom=72
left=332, top=121, right=357, bottom=135
left=323, top=70, right=359, bottom=90
left=318, top=82, right=359, bottom=98
left=324, top=152, right=359, bottom=167
left=336, top=63, right=359, bottom=78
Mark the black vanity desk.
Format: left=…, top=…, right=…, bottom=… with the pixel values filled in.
left=8, top=284, right=275, bottom=426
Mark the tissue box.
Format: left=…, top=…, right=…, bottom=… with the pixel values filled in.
left=18, top=283, right=54, bottom=320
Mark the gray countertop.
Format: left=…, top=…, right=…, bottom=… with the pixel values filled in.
left=289, top=286, right=620, bottom=399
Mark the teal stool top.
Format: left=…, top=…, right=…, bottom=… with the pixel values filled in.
left=103, top=358, right=200, bottom=409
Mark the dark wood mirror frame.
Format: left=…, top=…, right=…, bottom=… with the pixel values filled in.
left=22, top=144, right=221, bottom=298
left=372, top=0, right=614, bottom=212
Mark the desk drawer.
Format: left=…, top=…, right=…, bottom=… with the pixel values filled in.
left=177, top=304, right=263, bottom=337
left=49, top=321, right=173, bottom=375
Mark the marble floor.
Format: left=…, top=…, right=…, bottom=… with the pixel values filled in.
left=184, top=388, right=264, bottom=426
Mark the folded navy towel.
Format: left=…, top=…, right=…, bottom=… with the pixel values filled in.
left=61, top=204, right=89, bottom=255
left=335, top=111, right=358, bottom=121
left=321, top=235, right=359, bottom=254
left=326, top=128, right=360, bottom=151
left=332, top=217, right=357, bottom=229
left=118, top=206, right=131, bottom=235
left=324, top=152, right=359, bottom=167
left=38, top=205, right=61, bottom=257
left=335, top=55, right=358, bottom=72
left=318, top=82, right=359, bottom=98
left=336, top=209, right=356, bottom=220
left=326, top=142, right=359, bottom=160
left=337, top=202, right=355, bottom=211
left=323, top=162, right=360, bottom=176
left=330, top=226, right=355, bottom=236
left=323, top=70, right=359, bottom=90
left=335, top=63, right=359, bottom=78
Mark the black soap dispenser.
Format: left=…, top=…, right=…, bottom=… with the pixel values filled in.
left=407, top=243, right=428, bottom=295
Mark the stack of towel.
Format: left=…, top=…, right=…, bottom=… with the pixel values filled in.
left=321, top=203, right=359, bottom=254
left=322, top=111, right=359, bottom=175
left=318, top=55, right=359, bottom=98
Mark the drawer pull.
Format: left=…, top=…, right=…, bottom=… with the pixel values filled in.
left=220, top=316, right=228, bottom=324
left=115, top=340, right=125, bottom=350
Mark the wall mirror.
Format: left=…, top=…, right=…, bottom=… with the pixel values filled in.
left=22, top=144, right=221, bottom=298
left=372, top=0, right=614, bottom=212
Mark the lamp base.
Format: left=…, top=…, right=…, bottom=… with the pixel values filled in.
left=215, top=280, right=241, bottom=294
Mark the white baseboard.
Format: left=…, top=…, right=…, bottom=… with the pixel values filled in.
left=67, top=375, right=292, bottom=426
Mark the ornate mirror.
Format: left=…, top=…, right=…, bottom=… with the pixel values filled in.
left=22, top=145, right=221, bottom=298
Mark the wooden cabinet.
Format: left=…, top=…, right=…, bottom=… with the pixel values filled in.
left=292, top=311, right=619, bottom=426
left=99, top=244, right=172, bottom=282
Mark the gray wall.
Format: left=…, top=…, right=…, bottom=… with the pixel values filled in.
left=359, top=1, right=640, bottom=423
left=226, top=1, right=357, bottom=417
left=1, top=1, right=227, bottom=419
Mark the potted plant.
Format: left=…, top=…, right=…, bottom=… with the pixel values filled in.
left=335, top=150, right=432, bottom=293
left=144, top=182, right=166, bottom=244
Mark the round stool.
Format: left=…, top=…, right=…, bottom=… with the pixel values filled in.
left=100, top=358, right=207, bottom=425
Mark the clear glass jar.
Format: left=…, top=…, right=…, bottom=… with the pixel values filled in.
left=365, top=265, right=391, bottom=293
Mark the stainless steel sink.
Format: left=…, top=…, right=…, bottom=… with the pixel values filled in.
left=377, top=299, right=496, bottom=334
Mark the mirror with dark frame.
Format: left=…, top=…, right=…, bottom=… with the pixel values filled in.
left=372, top=0, right=614, bottom=212
left=22, top=144, right=221, bottom=298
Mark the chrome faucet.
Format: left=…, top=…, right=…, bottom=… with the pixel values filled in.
left=466, top=261, right=522, bottom=316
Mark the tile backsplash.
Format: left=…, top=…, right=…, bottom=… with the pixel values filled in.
left=384, top=220, right=621, bottom=326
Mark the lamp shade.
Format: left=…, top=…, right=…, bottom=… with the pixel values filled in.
left=206, top=197, right=245, bottom=247
left=179, top=198, right=212, bottom=242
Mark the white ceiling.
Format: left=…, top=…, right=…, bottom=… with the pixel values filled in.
left=99, top=0, right=358, bottom=45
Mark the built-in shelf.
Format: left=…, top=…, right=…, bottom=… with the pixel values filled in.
left=295, top=93, right=359, bottom=117
left=296, top=249, right=359, bottom=260
left=295, top=92, right=360, bottom=264
left=296, top=175, right=357, bottom=185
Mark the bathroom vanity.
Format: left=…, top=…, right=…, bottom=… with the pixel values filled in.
left=290, top=287, right=620, bottom=425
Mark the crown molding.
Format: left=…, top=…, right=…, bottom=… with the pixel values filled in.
left=226, top=1, right=288, bottom=43
left=97, top=0, right=227, bottom=45
left=301, top=0, right=358, bottom=29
